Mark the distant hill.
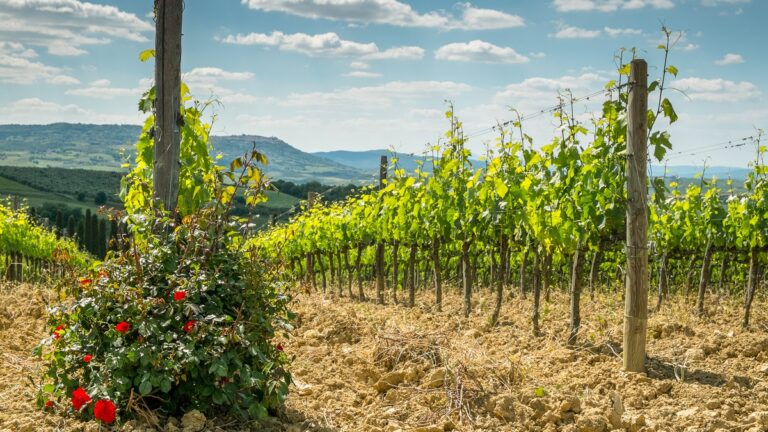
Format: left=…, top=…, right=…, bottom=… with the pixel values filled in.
left=314, top=149, right=490, bottom=174
left=212, top=135, right=369, bottom=184
left=0, top=123, right=370, bottom=184
left=650, top=165, right=751, bottom=181
left=0, top=124, right=753, bottom=184
left=313, top=149, right=435, bottom=173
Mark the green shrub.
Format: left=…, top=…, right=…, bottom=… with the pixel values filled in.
left=36, top=206, right=293, bottom=423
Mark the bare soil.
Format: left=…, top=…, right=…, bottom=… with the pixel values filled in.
left=2, top=282, right=768, bottom=432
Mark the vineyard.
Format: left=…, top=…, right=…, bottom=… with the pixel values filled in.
left=1, top=5, right=767, bottom=432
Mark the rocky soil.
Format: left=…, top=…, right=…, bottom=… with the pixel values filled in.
left=2, top=282, right=768, bottom=431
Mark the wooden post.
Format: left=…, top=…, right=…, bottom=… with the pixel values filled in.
left=432, top=237, right=443, bottom=312
left=696, top=240, right=714, bottom=316
left=623, top=59, right=649, bottom=373
left=375, top=155, right=387, bottom=304
left=306, top=192, right=317, bottom=290
left=568, top=240, right=584, bottom=345
left=743, top=247, right=759, bottom=328
left=153, top=0, right=183, bottom=213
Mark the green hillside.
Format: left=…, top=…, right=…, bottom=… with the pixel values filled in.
left=0, top=175, right=96, bottom=211
left=0, top=124, right=371, bottom=184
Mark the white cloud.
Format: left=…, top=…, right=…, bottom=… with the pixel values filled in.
left=0, top=97, right=141, bottom=123
left=240, top=0, right=525, bottom=30
left=279, top=81, right=471, bottom=109
left=364, top=46, right=425, bottom=60
left=604, top=26, right=642, bottom=37
left=62, top=68, right=255, bottom=101
left=455, top=3, right=525, bottom=30
left=0, top=0, right=152, bottom=56
left=343, top=71, right=382, bottom=78
left=220, top=31, right=423, bottom=60
left=672, top=77, right=760, bottom=102
left=435, top=40, right=530, bottom=64
left=553, top=26, right=601, bottom=38
left=350, top=61, right=369, bottom=70
left=182, top=68, right=257, bottom=103
left=65, top=85, right=136, bottom=99
left=495, top=73, right=605, bottom=105
left=184, top=67, right=255, bottom=83
left=701, top=0, right=750, bottom=5
left=0, top=42, right=79, bottom=84
left=530, top=52, right=546, bottom=58
left=714, top=53, right=745, bottom=65
left=89, top=78, right=111, bottom=87
left=680, top=43, right=699, bottom=51
left=552, top=0, right=673, bottom=11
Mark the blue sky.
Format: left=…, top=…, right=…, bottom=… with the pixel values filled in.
left=0, top=0, right=765, bottom=167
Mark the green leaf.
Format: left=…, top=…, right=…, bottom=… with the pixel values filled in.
left=618, top=64, right=630, bottom=76
left=534, top=387, right=547, bottom=397
left=661, top=98, right=678, bottom=123
left=160, top=378, right=172, bottom=393
left=139, top=49, right=155, bottom=62
left=139, top=379, right=152, bottom=395
left=495, top=180, right=509, bottom=199
left=248, top=403, right=268, bottom=419
left=665, top=65, right=678, bottom=77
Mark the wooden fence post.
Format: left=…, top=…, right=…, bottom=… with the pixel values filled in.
left=375, top=155, right=388, bottom=304
left=307, top=192, right=317, bottom=290
left=623, top=59, right=649, bottom=373
left=153, top=0, right=183, bottom=213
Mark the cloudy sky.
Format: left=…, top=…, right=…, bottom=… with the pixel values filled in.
left=0, top=0, right=765, bottom=167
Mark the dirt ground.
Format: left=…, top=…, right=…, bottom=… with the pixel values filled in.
left=2, top=282, right=768, bottom=432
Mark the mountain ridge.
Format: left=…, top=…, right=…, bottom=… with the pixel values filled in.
left=0, top=123, right=752, bottom=182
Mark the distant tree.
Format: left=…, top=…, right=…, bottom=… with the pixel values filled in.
left=77, top=220, right=85, bottom=247
left=94, top=191, right=107, bottom=205
left=67, top=215, right=76, bottom=238
left=109, top=219, right=119, bottom=251
left=84, top=209, right=92, bottom=250
left=98, top=218, right=107, bottom=259
left=89, top=214, right=99, bottom=255
left=55, top=210, right=63, bottom=236
left=77, top=192, right=86, bottom=201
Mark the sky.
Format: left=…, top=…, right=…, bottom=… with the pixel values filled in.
left=0, top=0, right=766, bottom=167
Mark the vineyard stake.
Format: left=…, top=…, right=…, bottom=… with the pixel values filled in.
left=153, top=0, right=183, bottom=213
left=307, top=192, right=317, bottom=291
left=624, top=59, right=649, bottom=373
left=375, top=155, right=387, bottom=304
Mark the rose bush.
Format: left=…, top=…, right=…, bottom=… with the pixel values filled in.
left=35, top=60, right=291, bottom=424
left=35, top=201, right=293, bottom=423
left=34, top=88, right=292, bottom=425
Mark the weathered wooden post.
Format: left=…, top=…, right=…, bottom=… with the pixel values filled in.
left=153, top=0, right=183, bottom=213
left=307, top=192, right=317, bottom=290
left=375, top=155, right=388, bottom=304
left=623, top=59, right=649, bottom=373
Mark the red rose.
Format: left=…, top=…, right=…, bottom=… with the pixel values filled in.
left=173, top=291, right=187, bottom=301
left=93, top=399, right=116, bottom=424
left=53, top=325, right=65, bottom=340
left=71, top=387, right=91, bottom=411
left=79, top=278, right=92, bottom=286
left=83, top=354, right=93, bottom=363
left=45, top=400, right=53, bottom=409
left=183, top=320, right=196, bottom=333
left=115, top=321, right=130, bottom=333
left=276, top=343, right=284, bottom=352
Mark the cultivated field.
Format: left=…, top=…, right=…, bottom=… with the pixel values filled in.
left=2, top=283, right=767, bottom=432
